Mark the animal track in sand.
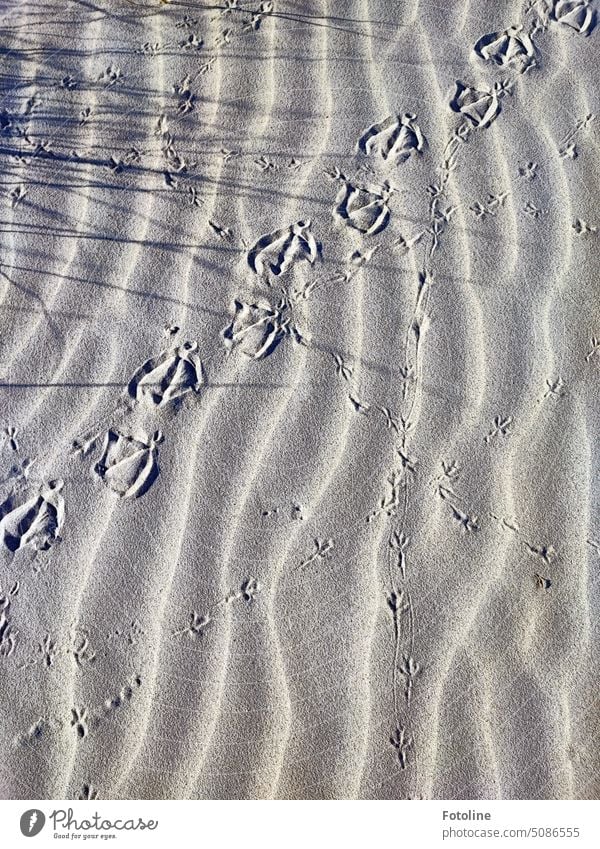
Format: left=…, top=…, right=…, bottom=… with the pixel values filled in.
left=69, top=626, right=97, bottom=668
left=399, top=655, right=421, bottom=706
left=484, top=415, right=513, bottom=443
left=469, top=191, right=509, bottom=218
left=178, top=32, right=203, bottom=52
left=334, top=179, right=393, bottom=235
left=247, top=220, right=318, bottom=277
left=208, top=220, right=233, bottom=241
left=67, top=677, right=144, bottom=746
left=489, top=513, right=558, bottom=567
left=367, top=471, right=405, bottom=524
left=22, top=92, right=41, bottom=116
left=518, top=160, right=538, bottom=179
left=78, top=783, right=98, bottom=800
left=0, top=479, right=64, bottom=552
left=70, top=708, right=89, bottom=740
left=254, top=156, right=275, bottom=174
left=173, top=578, right=261, bottom=638
left=18, top=623, right=96, bottom=671
left=176, top=13, right=199, bottom=29
left=2, top=0, right=596, bottom=800
left=348, top=394, right=371, bottom=415
left=9, top=184, right=27, bottom=208
left=15, top=718, right=48, bottom=747
left=242, top=1, right=274, bottom=32
left=333, top=354, right=353, bottom=381
left=450, top=80, right=512, bottom=130
left=103, top=675, right=142, bottom=714
left=474, top=25, right=537, bottom=70
left=390, top=725, right=412, bottom=769
left=1, top=426, right=19, bottom=454
left=552, top=0, right=596, bottom=36
left=436, top=483, right=480, bottom=534
left=39, top=635, right=56, bottom=668
left=261, top=502, right=304, bottom=522
left=222, top=298, right=306, bottom=359
left=15, top=678, right=141, bottom=755
left=535, top=572, right=553, bottom=593
left=543, top=377, right=565, bottom=400
left=97, top=65, right=121, bottom=87
left=585, top=336, right=600, bottom=362
left=127, top=341, right=204, bottom=409
left=358, top=113, right=426, bottom=165
left=526, top=543, right=557, bottom=565
left=389, top=530, right=410, bottom=581
left=572, top=218, right=597, bottom=235
left=92, top=430, right=163, bottom=500
left=297, top=538, right=334, bottom=570
left=523, top=201, right=545, bottom=219
left=0, top=581, right=19, bottom=658
left=112, top=614, right=146, bottom=644
left=557, top=113, right=594, bottom=159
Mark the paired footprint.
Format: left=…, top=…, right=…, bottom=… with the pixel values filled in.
left=473, top=0, right=595, bottom=80
left=331, top=113, right=425, bottom=236
left=71, top=340, right=205, bottom=502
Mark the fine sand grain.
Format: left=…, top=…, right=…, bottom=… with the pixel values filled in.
left=0, top=0, right=599, bottom=800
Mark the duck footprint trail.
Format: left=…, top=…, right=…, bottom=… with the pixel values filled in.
left=71, top=340, right=207, bottom=500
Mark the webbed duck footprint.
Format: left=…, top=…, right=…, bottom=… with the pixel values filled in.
left=0, top=479, right=65, bottom=552
left=334, top=180, right=392, bottom=235
left=358, top=113, right=426, bottom=164
left=552, top=0, right=596, bottom=36
left=450, top=81, right=511, bottom=130
left=247, top=220, right=318, bottom=277
left=474, top=25, right=536, bottom=69
left=127, top=341, right=204, bottom=409
left=93, top=429, right=162, bottom=499
left=222, top=298, right=303, bottom=360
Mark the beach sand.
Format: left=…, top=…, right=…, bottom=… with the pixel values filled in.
left=0, top=0, right=598, bottom=800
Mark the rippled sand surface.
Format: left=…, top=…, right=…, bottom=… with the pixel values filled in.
left=0, top=0, right=598, bottom=800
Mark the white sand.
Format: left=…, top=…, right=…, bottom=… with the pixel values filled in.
left=0, top=0, right=598, bottom=800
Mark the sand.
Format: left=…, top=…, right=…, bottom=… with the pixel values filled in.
left=0, top=0, right=598, bottom=800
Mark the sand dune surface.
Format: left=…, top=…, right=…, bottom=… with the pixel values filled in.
left=0, top=0, right=599, bottom=800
